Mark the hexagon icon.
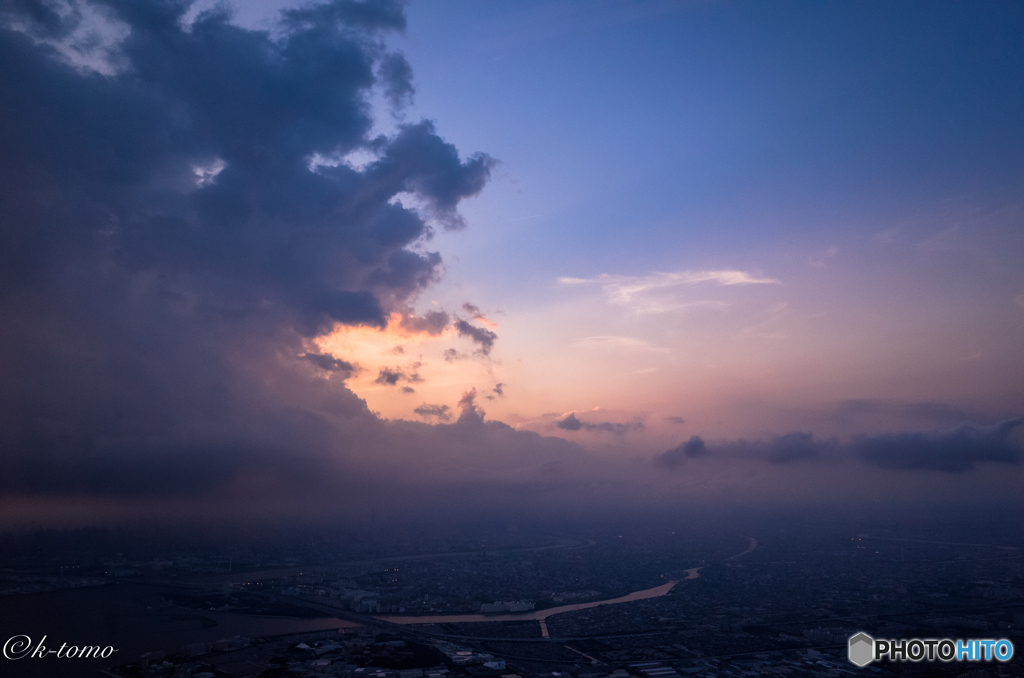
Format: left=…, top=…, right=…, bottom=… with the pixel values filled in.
left=848, top=632, right=874, bottom=667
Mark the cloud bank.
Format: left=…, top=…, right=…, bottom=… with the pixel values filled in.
left=655, top=420, right=1024, bottom=474
left=0, top=0, right=520, bottom=522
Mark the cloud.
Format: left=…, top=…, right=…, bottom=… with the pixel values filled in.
left=460, top=301, right=497, bottom=328
left=373, top=366, right=423, bottom=386
left=656, top=422, right=1024, bottom=475
left=555, top=414, right=584, bottom=431
left=398, top=310, right=450, bottom=335
left=853, top=419, right=1024, bottom=473
left=301, top=352, right=359, bottom=377
left=443, top=348, right=467, bottom=362
left=656, top=431, right=835, bottom=470
left=559, top=270, right=777, bottom=314
left=457, top=388, right=485, bottom=425
left=413, top=403, right=451, bottom=422
left=809, top=245, right=839, bottom=268
left=374, top=368, right=404, bottom=386
left=0, top=0, right=501, bottom=514
left=734, top=431, right=831, bottom=464
left=560, top=269, right=778, bottom=293
left=454, top=318, right=498, bottom=355
left=555, top=412, right=645, bottom=435
left=666, top=416, right=686, bottom=425
left=570, top=336, right=670, bottom=353
left=656, top=435, right=707, bottom=468
left=0, top=0, right=130, bottom=76
left=0, top=0, right=494, bottom=336
left=377, top=51, right=414, bottom=110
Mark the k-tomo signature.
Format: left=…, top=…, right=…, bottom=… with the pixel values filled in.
left=3, top=635, right=118, bottom=660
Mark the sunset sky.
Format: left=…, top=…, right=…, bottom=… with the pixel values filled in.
left=324, top=0, right=1024, bottom=443
left=1, top=0, right=1022, bottom=527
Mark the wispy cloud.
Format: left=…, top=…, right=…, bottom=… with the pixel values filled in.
left=559, top=270, right=778, bottom=313
left=570, top=335, right=670, bottom=353
left=809, top=245, right=839, bottom=268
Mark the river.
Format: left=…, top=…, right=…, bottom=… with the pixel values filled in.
left=377, top=578, right=679, bottom=626
left=375, top=535, right=754, bottom=628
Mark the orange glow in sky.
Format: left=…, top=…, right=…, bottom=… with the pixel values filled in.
left=314, top=313, right=508, bottom=422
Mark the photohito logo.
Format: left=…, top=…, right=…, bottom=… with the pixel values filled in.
left=848, top=632, right=874, bottom=667
left=847, top=632, right=1014, bottom=667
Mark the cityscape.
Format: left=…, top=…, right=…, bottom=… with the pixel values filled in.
left=2, top=518, right=1023, bottom=677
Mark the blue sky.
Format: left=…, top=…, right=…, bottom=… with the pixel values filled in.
left=399, top=0, right=1022, bottom=278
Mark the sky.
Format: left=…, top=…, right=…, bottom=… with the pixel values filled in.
left=0, top=0, right=1022, bottom=530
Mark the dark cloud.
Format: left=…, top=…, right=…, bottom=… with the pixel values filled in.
left=656, top=431, right=834, bottom=470
left=400, top=386, right=415, bottom=394
left=493, top=383, right=505, bottom=397
left=365, top=122, right=495, bottom=231
left=301, top=352, right=359, bottom=377
left=399, top=309, right=449, bottom=335
left=656, top=422, right=1024, bottom=475
left=666, top=416, right=686, bottom=425
left=683, top=435, right=707, bottom=457
left=457, top=388, right=485, bottom=425
left=853, top=419, right=1024, bottom=473
left=443, top=348, right=467, bottom=362
left=555, top=413, right=584, bottom=431
left=377, top=52, right=414, bottom=110
left=374, top=366, right=422, bottom=386
left=462, top=302, right=484, bottom=319
left=555, top=413, right=645, bottom=435
left=454, top=319, right=498, bottom=355
left=598, top=419, right=645, bottom=434
left=0, top=0, right=495, bottom=512
left=737, top=431, right=830, bottom=464
left=375, top=368, right=403, bottom=386
left=281, top=0, right=407, bottom=31
left=656, top=435, right=707, bottom=469
left=413, top=403, right=451, bottom=422
left=0, top=0, right=491, bottom=331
